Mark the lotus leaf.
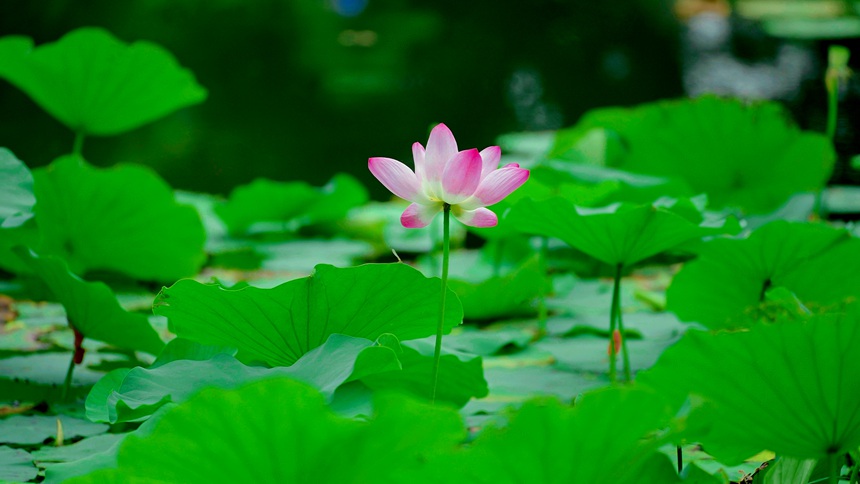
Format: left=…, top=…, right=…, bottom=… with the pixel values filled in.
left=32, top=155, right=206, bottom=282
left=14, top=248, right=165, bottom=355
left=639, top=311, right=860, bottom=462
left=668, top=221, right=860, bottom=329
left=154, top=263, right=462, bottom=366
left=550, top=96, right=834, bottom=214
left=0, top=27, right=206, bottom=136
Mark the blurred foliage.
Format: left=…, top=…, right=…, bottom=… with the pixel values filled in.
left=0, top=0, right=682, bottom=197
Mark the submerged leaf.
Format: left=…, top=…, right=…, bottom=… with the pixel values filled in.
left=0, top=446, right=37, bottom=482
left=154, top=263, right=463, bottom=366
left=0, top=27, right=206, bottom=136
left=32, top=433, right=126, bottom=464
left=0, top=415, right=107, bottom=446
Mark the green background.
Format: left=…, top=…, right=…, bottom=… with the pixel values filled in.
left=0, top=0, right=682, bottom=197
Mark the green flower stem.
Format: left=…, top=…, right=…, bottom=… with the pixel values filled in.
left=430, top=203, right=451, bottom=404
left=536, top=236, right=550, bottom=339
left=60, top=351, right=76, bottom=402
left=72, top=131, right=85, bottom=157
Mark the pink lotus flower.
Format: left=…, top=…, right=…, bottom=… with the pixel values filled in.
left=368, top=123, right=530, bottom=228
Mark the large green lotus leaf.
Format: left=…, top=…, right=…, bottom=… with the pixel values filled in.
left=69, top=378, right=465, bottom=483
left=0, top=446, right=37, bottom=482
left=85, top=334, right=401, bottom=423
left=215, top=173, right=368, bottom=235
left=360, top=338, right=489, bottom=407
left=0, top=28, right=206, bottom=136
left=32, top=155, right=206, bottom=281
left=667, top=221, right=860, bottom=329
left=638, top=312, right=860, bottom=461
left=550, top=96, right=834, bottom=214
left=345, top=390, right=467, bottom=480
left=154, top=263, right=463, bottom=366
left=507, top=197, right=733, bottom=267
left=0, top=148, right=35, bottom=228
left=458, top=386, right=678, bottom=483
left=14, top=248, right=164, bottom=355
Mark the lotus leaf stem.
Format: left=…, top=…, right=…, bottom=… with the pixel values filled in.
left=849, top=450, right=859, bottom=483
left=828, top=452, right=840, bottom=484
left=72, top=131, right=85, bottom=157
left=60, top=351, right=75, bottom=402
